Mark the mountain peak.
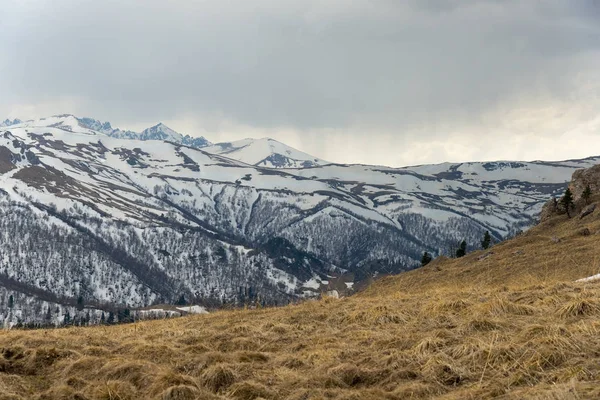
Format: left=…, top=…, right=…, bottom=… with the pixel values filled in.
left=146, top=122, right=169, bottom=130
left=78, top=117, right=113, bottom=133
left=202, top=137, right=328, bottom=168
left=0, top=118, right=23, bottom=127
left=140, top=122, right=183, bottom=142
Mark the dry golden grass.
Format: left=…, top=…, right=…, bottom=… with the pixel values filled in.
left=3, top=204, right=600, bottom=399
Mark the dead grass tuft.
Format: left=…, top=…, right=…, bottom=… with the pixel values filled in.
left=235, top=351, right=270, bottom=363
left=558, top=298, right=600, bottom=318
left=158, top=385, right=220, bottom=400
left=467, top=318, right=504, bottom=332
left=414, top=336, right=447, bottom=355
left=391, top=381, right=444, bottom=398
left=425, top=298, right=473, bottom=314
left=36, top=385, right=79, bottom=400
left=200, top=364, right=236, bottom=393
left=422, top=355, right=470, bottom=387
left=147, top=371, right=198, bottom=397
left=227, top=380, right=273, bottom=400
left=279, top=356, right=306, bottom=370
left=99, top=359, right=156, bottom=389
left=484, top=297, right=536, bottom=316
left=326, top=363, right=381, bottom=387
left=84, top=380, right=137, bottom=400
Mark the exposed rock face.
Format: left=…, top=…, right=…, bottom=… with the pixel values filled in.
left=580, top=204, right=596, bottom=220
left=539, top=197, right=560, bottom=222
left=0, top=146, right=18, bottom=173
left=571, top=165, right=600, bottom=202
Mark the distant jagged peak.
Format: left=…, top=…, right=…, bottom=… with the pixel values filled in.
left=77, top=117, right=114, bottom=133
left=12, top=114, right=213, bottom=149
left=137, top=122, right=212, bottom=148
left=0, top=118, right=23, bottom=127
left=140, top=122, right=183, bottom=141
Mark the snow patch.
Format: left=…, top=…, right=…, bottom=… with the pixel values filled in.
left=176, top=305, right=209, bottom=314
left=576, top=274, right=600, bottom=283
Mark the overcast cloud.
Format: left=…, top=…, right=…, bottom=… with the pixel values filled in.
left=1, top=0, right=599, bottom=166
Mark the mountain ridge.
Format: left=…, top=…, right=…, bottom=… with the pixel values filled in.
left=0, top=114, right=597, bottom=325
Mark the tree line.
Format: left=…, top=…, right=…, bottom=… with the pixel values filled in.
left=420, top=230, right=492, bottom=267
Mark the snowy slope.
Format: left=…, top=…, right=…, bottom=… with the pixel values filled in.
left=0, top=114, right=596, bottom=323
left=203, top=138, right=329, bottom=168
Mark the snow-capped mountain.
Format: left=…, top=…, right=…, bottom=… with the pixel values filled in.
left=0, top=118, right=22, bottom=127
left=9, top=114, right=212, bottom=148
left=0, top=114, right=594, bottom=324
left=78, top=117, right=212, bottom=148
left=203, top=138, right=329, bottom=168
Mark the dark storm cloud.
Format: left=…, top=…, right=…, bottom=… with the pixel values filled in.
left=1, top=0, right=599, bottom=165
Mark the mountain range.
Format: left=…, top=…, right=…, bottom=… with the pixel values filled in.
left=0, top=114, right=594, bottom=325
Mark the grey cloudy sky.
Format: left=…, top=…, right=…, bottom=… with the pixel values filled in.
left=1, top=0, right=599, bottom=166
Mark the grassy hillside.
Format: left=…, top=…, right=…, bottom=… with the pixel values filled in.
left=3, top=200, right=600, bottom=399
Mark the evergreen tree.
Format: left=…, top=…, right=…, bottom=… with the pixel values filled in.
left=100, top=312, right=106, bottom=324
left=582, top=184, right=592, bottom=205
left=63, top=310, right=71, bottom=325
left=117, top=308, right=132, bottom=323
left=45, top=307, right=52, bottom=323
left=76, top=295, right=84, bottom=311
left=107, top=311, right=115, bottom=325
left=421, top=251, right=432, bottom=267
left=176, top=294, right=187, bottom=306
left=456, top=240, right=467, bottom=258
left=8, top=295, right=13, bottom=309
left=561, top=188, right=574, bottom=218
left=481, top=231, right=491, bottom=250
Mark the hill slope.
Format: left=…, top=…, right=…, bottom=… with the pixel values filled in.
left=2, top=175, right=600, bottom=398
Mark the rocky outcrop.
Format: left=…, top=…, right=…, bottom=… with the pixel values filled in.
left=571, top=165, right=600, bottom=202
left=580, top=204, right=596, bottom=220
left=540, top=164, right=600, bottom=222
left=540, top=196, right=566, bottom=222
left=0, top=146, right=18, bottom=173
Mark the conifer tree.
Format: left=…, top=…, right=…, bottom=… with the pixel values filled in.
left=561, top=188, right=574, bottom=218
left=176, top=294, right=187, bottom=306
left=582, top=184, right=592, bottom=205
left=456, top=240, right=467, bottom=258
left=8, top=295, right=13, bottom=309
left=421, top=251, right=432, bottom=267
left=481, top=231, right=491, bottom=250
